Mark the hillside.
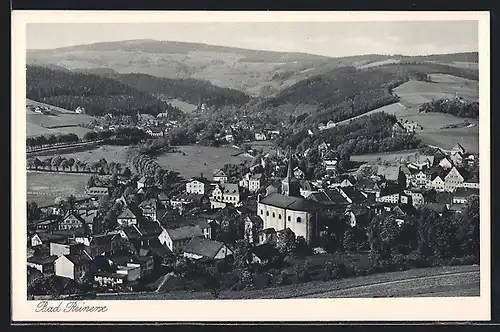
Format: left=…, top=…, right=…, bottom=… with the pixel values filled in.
left=26, top=39, right=478, bottom=97
left=108, top=72, right=251, bottom=109
left=26, top=65, right=185, bottom=119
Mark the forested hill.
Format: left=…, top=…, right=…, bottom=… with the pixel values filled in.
left=26, top=65, right=184, bottom=119
left=108, top=73, right=251, bottom=109
left=254, top=62, right=478, bottom=128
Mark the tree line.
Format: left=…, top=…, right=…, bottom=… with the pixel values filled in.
left=27, top=155, right=129, bottom=176
left=27, top=133, right=80, bottom=148
left=26, top=66, right=185, bottom=119
left=419, top=99, right=479, bottom=119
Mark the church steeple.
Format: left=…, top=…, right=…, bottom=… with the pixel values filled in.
left=282, top=147, right=300, bottom=197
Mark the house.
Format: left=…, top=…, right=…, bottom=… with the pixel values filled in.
left=117, top=207, right=139, bottom=227
left=249, top=243, right=280, bottom=266
left=239, top=173, right=263, bottom=193
left=94, top=271, right=128, bottom=287
left=404, top=190, right=426, bottom=207
left=318, top=142, right=329, bottom=156
left=186, top=176, right=211, bottom=195
left=356, top=178, right=382, bottom=198
left=256, top=228, right=277, bottom=245
left=299, top=180, right=319, bottom=198
left=27, top=255, right=58, bottom=275
left=411, top=170, right=430, bottom=188
left=444, top=167, right=465, bottom=192
left=326, top=120, right=337, bottom=129
left=224, top=134, right=234, bottom=143
left=392, top=121, right=407, bottom=138
left=30, top=232, right=71, bottom=247
left=137, top=176, right=154, bottom=189
left=164, top=225, right=205, bottom=254
left=54, top=251, right=93, bottom=281
left=451, top=143, right=467, bottom=156
left=257, top=193, right=319, bottom=245
left=452, top=188, right=479, bottom=204
left=34, top=216, right=59, bottom=232
left=340, top=178, right=354, bottom=187
left=210, top=183, right=241, bottom=209
left=460, top=172, right=480, bottom=189
left=345, top=206, right=372, bottom=228
left=438, top=157, right=454, bottom=170
left=336, top=187, right=367, bottom=205
left=244, top=215, right=263, bottom=244
left=170, top=193, right=203, bottom=212
left=158, top=192, right=170, bottom=206
left=138, top=199, right=162, bottom=222
left=78, top=208, right=100, bottom=234
left=213, top=169, right=228, bottom=183
left=128, top=256, right=155, bottom=278
left=254, top=132, right=267, bottom=141
left=322, top=151, right=338, bottom=171
left=183, top=238, right=233, bottom=260
left=59, top=211, right=86, bottom=231
left=83, top=232, right=128, bottom=258
left=308, top=189, right=350, bottom=209
left=293, top=167, right=305, bottom=179
left=146, top=127, right=164, bottom=137
left=75, top=106, right=85, bottom=114
left=86, top=186, right=110, bottom=197
left=428, top=174, right=446, bottom=192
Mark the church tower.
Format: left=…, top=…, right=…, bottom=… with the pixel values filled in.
left=281, top=148, right=301, bottom=197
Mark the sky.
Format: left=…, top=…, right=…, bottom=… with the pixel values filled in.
left=26, top=21, right=478, bottom=57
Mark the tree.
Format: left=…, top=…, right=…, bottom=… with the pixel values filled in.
left=454, top=195, right=480, bottom=258
left=27, top=202, right=41, bottom=224
left=397, top=170, right=407, bottom=191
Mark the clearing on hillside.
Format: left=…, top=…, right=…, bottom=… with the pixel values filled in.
left=357, top=58, right=401, bottom=69
left=165, top=99, right=198, bottom=113
left=26, top=99, right=94, bottom=138
left=156, top=145, right=253, bottom=179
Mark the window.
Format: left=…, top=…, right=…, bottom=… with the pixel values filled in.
left=260, top=209, right=263, bottom=215
left=266, top=211, right=269, bottom=216
left=297, top=217, right=302, bottom=223
left=288, top=216, right=291, bottom=222
left=272, top=212, right=275, bottom=218
left=278, top=214, right=282, bottom=219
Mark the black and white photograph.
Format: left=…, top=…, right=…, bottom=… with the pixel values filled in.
left=12, top=11, right=490, bottom=322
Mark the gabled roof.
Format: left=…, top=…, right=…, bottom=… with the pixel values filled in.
left=260, top=193, right=319, bottom=211
left=117, top=207, right=138, bottom=219
left=393, top=121, right=405, bottom=130
left=222, top=183, right=240, bottom=195
left=138, top=198, right=160, bottom=209
left=166, top=225, right=204, bottom=241
left=91, top=233, right=119, bottom=246
left=300, top=180, right=316, bottom=191
left=189, top=177, right=211, bottom=185
left=184, top=238, right=227, bottom=259
left=123, top=226, right=142, bottom=240
left=63, top=211, right=86, bottom=223
left=250, top=173, right=263, bottom=180
left=27, top=254, right=58, bottom=265
left=64, top=251, right=92, bottom=265
left=323, top=150, right=338, bottom=160
left=213, top=169, right=227, bottom=177
left=338, top=187, right=366, bottom=204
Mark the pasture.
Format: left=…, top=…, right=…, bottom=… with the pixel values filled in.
left=27, top=172, right=90, bottom=206
left=156, top=145, right=253, bottom=179
left=166, top=99, right=198, bottom=113
left=26, top=99, right=94, bottom=138
left=357, top=58, right=401, bottom=69
left=38, top=145, right=131, bottom=164
left=417, top=128, right=479, bottom=154
left=350, top=149, right=424, bottom=165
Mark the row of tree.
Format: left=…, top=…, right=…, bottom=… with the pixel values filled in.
left=27, top=155, right=127, bottom=176
left=26, top=132, right=80, bottom=148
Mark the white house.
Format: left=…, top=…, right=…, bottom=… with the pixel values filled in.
left=254, top=133, right=267, bottom=141
left=438, top=157, right=454, bottom=170
left=210, top=183, right=241, bottom=208
left=164, top=226, right=204, bottom=254
left=186, top=176, right=211, bottom=195
left=54, top=252, right=92, bottom=281
left=293, top=167, right=304, bottom=179
left=213, top=169, right=228, bottom=183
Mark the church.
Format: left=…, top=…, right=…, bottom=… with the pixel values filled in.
left=257, top=151, right=320, bottom=245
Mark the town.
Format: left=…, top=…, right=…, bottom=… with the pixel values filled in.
left=26, top=109, right=480, bottom=298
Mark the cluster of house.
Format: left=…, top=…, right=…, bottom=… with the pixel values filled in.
left=392, top=119, right=423, bottom=137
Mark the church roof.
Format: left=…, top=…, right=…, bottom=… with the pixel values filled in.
left=259, top=193, right=318, bottom=211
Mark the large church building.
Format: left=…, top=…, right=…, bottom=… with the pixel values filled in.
left=257, top=151, right=320, bottom=245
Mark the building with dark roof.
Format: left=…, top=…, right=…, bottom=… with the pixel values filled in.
left=183, top=237, right=233, bottom=260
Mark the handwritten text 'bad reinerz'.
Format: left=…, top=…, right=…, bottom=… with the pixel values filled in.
left=35, top=301, right=108, bottom=313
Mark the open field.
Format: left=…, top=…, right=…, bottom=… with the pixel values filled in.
left=156, top=145, right=253, bottom=179
left=166, top=98, right=198, bottom=113
left=335, top=102, right=407, bottom=127
left=357, top=58, right=401, bottom=69
left=35, top=145, right=130, bottom=164
left=26, top=99, right=94, bottom=138
left=350, top=149, right=424, bottom=164
left=418, top=128, right=479, bottom=154
left=92, top=265, right=479, bottom=300
left=27, top=172, right=90, bottom=205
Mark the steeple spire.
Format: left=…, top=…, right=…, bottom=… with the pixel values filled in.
left=287, top=147, right=293, bottom=179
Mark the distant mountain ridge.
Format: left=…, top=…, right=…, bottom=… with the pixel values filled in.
left=27, top=39, right=478, bottom=97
